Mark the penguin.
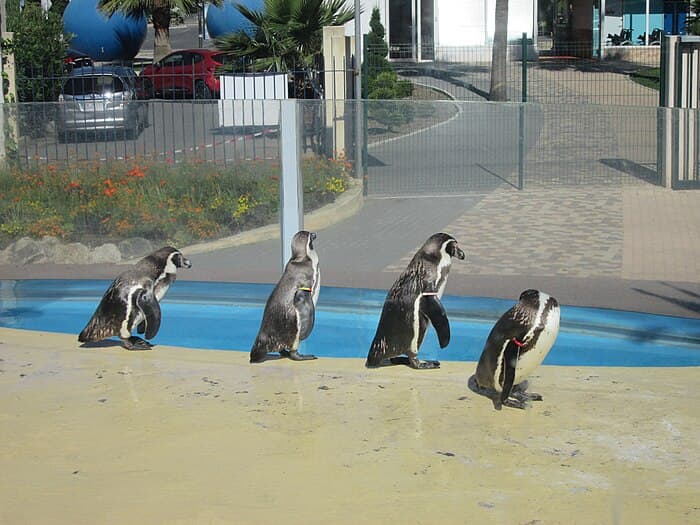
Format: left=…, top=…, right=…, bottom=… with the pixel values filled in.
left=78, top=246, right=192, bottom=350
left=366, top=233, right=465, bottom=369
left=250, top=230, right=320, bottom=363
left=473, top=289, right=560, bottom=409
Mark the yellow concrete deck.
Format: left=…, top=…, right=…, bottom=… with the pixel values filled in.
left=1, top=327, right=698, bottom=525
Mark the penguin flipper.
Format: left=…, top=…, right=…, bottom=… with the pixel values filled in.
left=421, top=294, right=450, bottom=348
left=136, top=289, right=161, bottom=340
left=500, top=341, right=520, bottom=405
left=294, top=288, right=315, bottom=341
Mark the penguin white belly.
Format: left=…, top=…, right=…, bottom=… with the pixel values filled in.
left=410, top=295, right=422, bottom=352
left=155, top=283, right=170, bottom=302
left=514, top=311, right=560, bottom=385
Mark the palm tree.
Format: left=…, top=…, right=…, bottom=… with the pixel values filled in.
left=213, top=0, right=355, bottom=72
left=97, top=0, right=223, bottom=62
left=489, top=0, right=509, bottom=101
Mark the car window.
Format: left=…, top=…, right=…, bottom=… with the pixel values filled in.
left=161, top=54, right=185, bottom=68
left=63, top=75, right=125, bottom=96
left=181, top=53, right=203, bottom=67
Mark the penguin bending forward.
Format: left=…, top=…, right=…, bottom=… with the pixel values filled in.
left=366, top=233, right=465, bottom=369
left=474, top=289, right=560, bottom=409
left=78, top=246, right=192, bottom=350
left=250, top=230, right=320, bottom=363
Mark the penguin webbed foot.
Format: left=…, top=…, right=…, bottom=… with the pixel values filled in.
left=282, top=349, right=318, bottom=361
left=502, top=390, right=543, bottom=410
left=511, top=381, right=543, bottom=402
left=388, top=356, right=440, bottom=369
left=123, top=336, right=153, bottom=351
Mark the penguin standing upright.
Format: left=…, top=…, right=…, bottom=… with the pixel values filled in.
left=250, top=230, right=320, bottom=363
left=474, top=289, right=560, bottom=409
left=78, top=246, right=192, bottom=350
left=366, top=233, right=465, bottom=369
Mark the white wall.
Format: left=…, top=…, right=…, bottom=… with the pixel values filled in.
left=345, top=0, right=536, bottom=47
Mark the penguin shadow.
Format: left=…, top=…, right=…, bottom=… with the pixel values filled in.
left=366, top=357, right=441, bottom=369
left=78, top=339, right=153, bottom=350
left=467, top=375, right=538, bottom=411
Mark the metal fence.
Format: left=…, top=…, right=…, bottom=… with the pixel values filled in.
left=367, top=40, right=661, bottom=106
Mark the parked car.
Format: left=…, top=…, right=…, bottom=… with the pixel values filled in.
left=57, top=65, right=150, bottom=141
left=139, top=48, right=233, bottom=99
left=63, top=49, right=94, bottom=73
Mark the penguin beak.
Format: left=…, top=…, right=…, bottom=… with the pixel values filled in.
left=182, top=257, right=192, bottom=269
left=454, top=246, right=466, bottom=260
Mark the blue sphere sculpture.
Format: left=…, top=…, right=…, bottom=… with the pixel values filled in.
left=63, top=0, right=147, bottom=61
left=206, top=0, right=265, bottom=38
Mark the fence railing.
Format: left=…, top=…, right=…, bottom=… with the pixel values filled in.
left=367, top=40, right=661, bottom=106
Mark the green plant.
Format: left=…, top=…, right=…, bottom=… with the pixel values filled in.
left=213, top=0, right=356, bottom=72
left=630, top=67, right=660, bottom=91
left=362, top=8, right=414, bottom=131
left=0, top=156, right=350, bottom=249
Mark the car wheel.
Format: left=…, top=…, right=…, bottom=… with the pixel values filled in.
left=194, top=80, right=212, bottom=100
left=125, top=117, right=139, bottom=140
left=143, top=78, right=155, bottom=99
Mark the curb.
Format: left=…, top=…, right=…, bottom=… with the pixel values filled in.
left=181, top=179, right=364, bottom=255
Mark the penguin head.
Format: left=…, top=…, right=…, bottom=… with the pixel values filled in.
left=149, top=246, right=192, bottom=273
left=423, top=233, right=465, bottom=262
left=290, top=230, right=317, bottom=260
left=518, top=289, right=542, bottom=308
left=170, top=250, right=192, bottom=269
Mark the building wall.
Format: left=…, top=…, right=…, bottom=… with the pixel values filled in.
left=345, top=0, right=536, bottom=48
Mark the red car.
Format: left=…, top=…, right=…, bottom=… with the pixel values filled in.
left=140, top=49, right=231, bottom=99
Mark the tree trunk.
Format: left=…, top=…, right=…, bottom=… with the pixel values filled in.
left=489, top=0, right=509, bottom=101
left=151, top=1, right=172, bottom=62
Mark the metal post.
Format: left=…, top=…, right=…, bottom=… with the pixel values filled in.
left=521, top=32, right=527, bottom=103
left=362, top=35, right=369, bottom=196
left=0, top=0, right=6, bottom=164
left=518, top=33, right=527, bottom=190
left=279, top=100, right=303, bottom=269
left=354, top=0, right=363, bottom=183
left=198, top=2, right=204, bottom=48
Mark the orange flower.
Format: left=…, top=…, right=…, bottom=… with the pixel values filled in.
left=128, top=165, right=145, bottom=178
left=103, top=187, right=117, bottom=197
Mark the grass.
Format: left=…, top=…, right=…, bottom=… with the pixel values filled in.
left=0, top=156, right=352, bottom=250
left=630, top=67, right=660, bottom=91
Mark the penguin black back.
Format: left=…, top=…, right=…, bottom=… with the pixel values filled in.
left=474, top=289, right=560, bottom=409
left=250, top=231, right=320, bottom=363
left=366, top=233, right=465, bottom=369
left=78, top=246, right=191, bottom=350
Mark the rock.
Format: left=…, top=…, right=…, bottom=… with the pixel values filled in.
left=117, top=237, right=154, bottom=260
left=91, top=243, right=121, bottom=264
left=7, top=237, right=48, bottom=264
left=36, top=236, right=60, bottom=259
left=53, top=242, right=90, bottom=265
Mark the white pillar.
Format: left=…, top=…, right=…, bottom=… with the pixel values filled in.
left=279, top=100, right=304, bottom=269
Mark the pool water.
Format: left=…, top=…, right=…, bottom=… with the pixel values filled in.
left=1, top=280, right=699, bottom=366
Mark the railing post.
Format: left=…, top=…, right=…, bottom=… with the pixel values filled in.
left=279, top=99, right=304, bottom=269
left=521, top=32, right=527, bottom=103
left=518, top=32, right=527, bottom=190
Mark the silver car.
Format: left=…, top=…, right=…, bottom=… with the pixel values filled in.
left=57, top=65, right=149, bottom=141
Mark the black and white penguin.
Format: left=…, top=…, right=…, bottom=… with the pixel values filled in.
left=250, top=230, right=320, bottom=363
left=366, top=232, right=465, bottom=369
left=78, top=246, right=192, bottom=350
left=474, top=289, right=560, bottom=409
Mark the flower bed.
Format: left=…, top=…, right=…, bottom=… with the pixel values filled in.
left=0, top=156, right=351, bottom=250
